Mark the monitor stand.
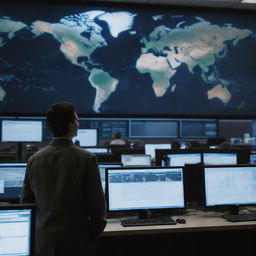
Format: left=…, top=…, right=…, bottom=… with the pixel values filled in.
left=138, top=209, right=151, bottom=219
left=227, top=206, right=239, bottom=215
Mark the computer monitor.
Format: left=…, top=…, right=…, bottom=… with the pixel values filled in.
left=250, top=154, right=256, bottom=164
left=203, top=165, right=256, bottom=207
left=73, top=129, right=98, bottom=147
left=180, top=120, right=217, bottom=138
left=130, top=120, right=178, bottom=138
left=167, top=153, right=201, bottom=166
left=0, top=162, right=27, bottom=202
left=0, top=162, right=27, bottom=167
left=106, top=167, right=185, bottom=212
left=98, top=163, right=122, bottom=193
left=121, top=154, right=151, bottom=167
left=203, top=153, right=237, bottom=165
left=0, top=204, right=35, bottom=256
left=1, top=120, right=43, bottom=142
left=144, top=143, right=171, bottom=160
left=85, top=147, right=109, bottom=154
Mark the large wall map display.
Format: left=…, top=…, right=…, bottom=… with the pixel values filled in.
left=0, top=2, right=256, bottom=117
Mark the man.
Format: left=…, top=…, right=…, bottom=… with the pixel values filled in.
left=21, top=102, right=106, bottom=256
left=109, top=131, right=126, bottom=146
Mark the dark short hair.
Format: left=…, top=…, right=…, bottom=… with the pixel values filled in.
left=114, top=132, right=121, bottom=139
left=46, top=102, right=76, bottom=137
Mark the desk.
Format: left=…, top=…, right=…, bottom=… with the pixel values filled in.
left=97, top=211, right=256, bottom=256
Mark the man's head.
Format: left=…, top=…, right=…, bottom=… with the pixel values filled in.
left=46, top=102, right=79, bottom=138
left=114, top=132, right=122, bottom=139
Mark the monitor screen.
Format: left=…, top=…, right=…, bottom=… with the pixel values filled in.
left=90, top=120, right=128, bottom=139
left=98, top=163, right=122, bottom=193
left=180, top=120, right=217, bottom=137
left=1, top=1, right=255, bottom=117
left=0, top=204, right=35, bottom=256
left=73, top=129, right=97, bottom=147
left=106, top=167, right=185, bottom=211
left=1, top=120, right=42, bottom=142
left=203, top=153, right=237, bottom=165
left=167, top=153, right=201, bottom=166
left=145, top=144, right=172, bottom=160
left=0, top=162, right=27, bottom=167
left=85, top=147, right=109, bottom=154
left=130, top=120, right=177, bottom=138
left=204, top=165, right=256, bottom=207
left=250, top=154, right=256, bottom=164
left=121, top=154, right=151, bottom=167
left=0, top=163, right=27, bottom=200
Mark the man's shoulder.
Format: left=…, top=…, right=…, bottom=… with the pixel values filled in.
left=60, top=144, right=98, bottom=162
left=27, top=144, right=51, bottom=161
left=28, top=143, right=96, bottom=164
left=72, top=145, right=95, bottom=157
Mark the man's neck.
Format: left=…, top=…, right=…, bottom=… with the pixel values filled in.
left=53, top=136, right=72, bottom=140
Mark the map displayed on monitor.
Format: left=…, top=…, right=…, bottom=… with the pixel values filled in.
left=0, top=2, right=256, bottom=116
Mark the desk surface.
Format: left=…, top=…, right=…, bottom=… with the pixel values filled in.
left=103, top=210, right=256, bottom=237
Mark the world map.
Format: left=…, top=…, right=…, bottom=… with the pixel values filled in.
left=0, top=3, right=255, bottom=116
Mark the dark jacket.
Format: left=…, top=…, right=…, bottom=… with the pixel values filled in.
left=21, top=138, right=107, bottom=256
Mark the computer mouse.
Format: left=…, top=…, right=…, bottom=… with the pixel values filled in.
left=176, top=218, right=186, bottom=224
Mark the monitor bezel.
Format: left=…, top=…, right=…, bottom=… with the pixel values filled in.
left=0, top=203, right=36, bottom=256
left=202, top=164, right=256, bottom=209
left=105, top=166, right=186, bottom=214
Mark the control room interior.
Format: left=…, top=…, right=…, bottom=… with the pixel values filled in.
left=1, top=0, right=256, bottom=255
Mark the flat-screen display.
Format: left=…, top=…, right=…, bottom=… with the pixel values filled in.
left=181, top=120, right=217, bottom=137
left=0, top=204, right=35, bottom=256
left=90, top=120, right=128, bottom=139
left=98, top=163, right=122, bottom=193
left=1, top=120, right=42, bottom=142
left=0, top=1, right=256, bottom=117
left=73, top=129, right=97, bottom=147
left=85, top=147, right=109, bottom=154
left=203, top=153, right=237, bottom=165
left=130, top=120, right=177, bottom=138
left=250, top=154, right=256, bottom=164
left=0, top=163, right=27, bottom=200
left=167, top=153, right=201, bottom=166
left=106, top=167, right=185, bottom=211
left=121, top=154, right=151, bottom=167
left=204, top=165, right=256, bottom=207
left=145, top=143, right=172, bottom=160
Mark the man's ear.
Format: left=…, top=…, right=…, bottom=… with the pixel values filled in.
left=69, top=121, right=76, bottom=131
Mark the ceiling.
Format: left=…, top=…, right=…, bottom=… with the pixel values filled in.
left=82, top=0, right=256, bottom=10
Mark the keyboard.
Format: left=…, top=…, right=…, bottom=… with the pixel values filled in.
left=121, top=216, right=176, bottom=227
left=223, top=213, right=256, bottom=222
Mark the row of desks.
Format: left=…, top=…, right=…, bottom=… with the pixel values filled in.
left=97, top=210, right=256, bottom=256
